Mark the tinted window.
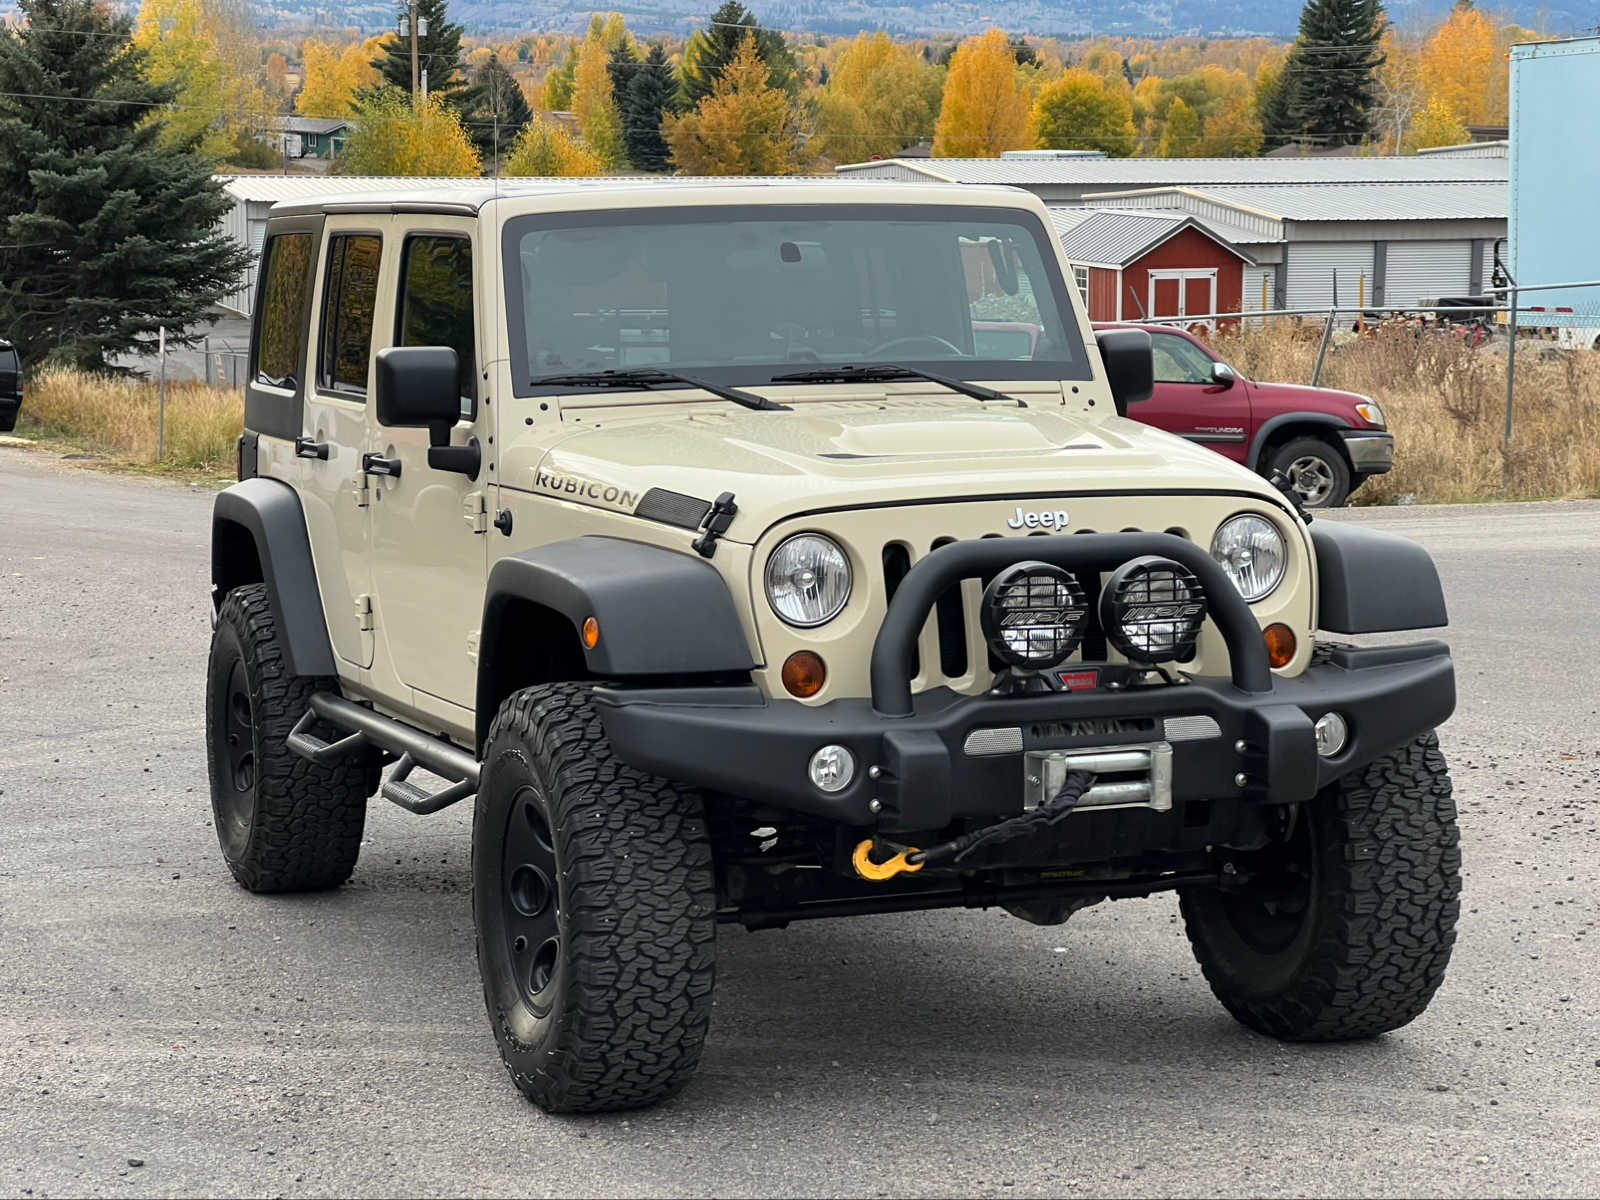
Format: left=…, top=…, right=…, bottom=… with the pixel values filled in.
left=504, top=204, right=1090, bottom=394
left=318, top=234, right=382, bottom=394
left=1151, top=332, right=1216, bottom=384
left=397, top=235, right=475, bottom=413
left=255, top=233, right=313, bottom=387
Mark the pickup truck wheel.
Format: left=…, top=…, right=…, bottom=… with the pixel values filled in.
left=1267, top=437, right=1351, bottom=508
left=1179, top=733, right=1459, bottom=1041
left=205, top=584, right=369, bottom=892
left=473, top=683, right=717, bottom=1113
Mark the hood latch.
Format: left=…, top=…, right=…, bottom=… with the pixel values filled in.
left=692, top=492, right=738, bottom=558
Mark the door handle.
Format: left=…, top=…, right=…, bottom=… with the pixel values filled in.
left=295, top=436, right=330, bottom=460
left=361, top=452, right=402, bottom=479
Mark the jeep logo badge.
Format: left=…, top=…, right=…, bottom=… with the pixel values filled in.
left=1006, top=506, right=1070, bottom=532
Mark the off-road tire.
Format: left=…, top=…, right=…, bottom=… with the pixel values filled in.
left=472, top=683, right=717, bottom=1113
left=1266, top=436, right=1352, bottom=509
left=1180, top=732, right=1460, bottom=1041
left=205, top=584, right=369, bottom=892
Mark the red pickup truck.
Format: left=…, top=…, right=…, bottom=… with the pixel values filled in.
left=1094, top=323, right=1394, bottom=508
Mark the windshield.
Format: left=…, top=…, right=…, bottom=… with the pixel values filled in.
left=504, top=204, right=1089, bottom=395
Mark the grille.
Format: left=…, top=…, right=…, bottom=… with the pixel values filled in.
left=880, top=527, right=1188, bottom=690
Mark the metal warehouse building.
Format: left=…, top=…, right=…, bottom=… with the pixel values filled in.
left=839, top=149, right=1509, bottom=318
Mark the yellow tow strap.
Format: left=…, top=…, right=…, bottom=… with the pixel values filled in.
left=852, top=839, right=923, bottom=882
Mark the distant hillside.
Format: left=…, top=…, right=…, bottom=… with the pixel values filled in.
left=9, top=0, right=1597, bottom=38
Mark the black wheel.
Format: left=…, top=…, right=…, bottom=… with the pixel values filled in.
left=473, top=683, right=717, bottom=1113
left=205, top=584, right=369, bottom=892
left=1266, top=436, right=1351, bottom=508
left=1180, top=733, right=1460, bottom=1041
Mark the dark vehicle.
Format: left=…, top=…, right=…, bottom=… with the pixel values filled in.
left=0, top=340, right=20, bottom=433
left=1094, top=322, right=1394, bottom=508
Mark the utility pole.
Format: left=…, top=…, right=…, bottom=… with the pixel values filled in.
left=408, top=0, right=420, bottom=105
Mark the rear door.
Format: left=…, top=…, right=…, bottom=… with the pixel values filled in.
left=1129, top=329, right=1251, bottom=464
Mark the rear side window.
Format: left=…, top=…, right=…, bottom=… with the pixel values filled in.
left=318, top=234, right=382, bottom=395
left=255, top=233, right=314, bottom=387
left=397, top=235, right=475, bottom=414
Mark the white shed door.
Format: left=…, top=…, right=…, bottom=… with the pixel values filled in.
left=1243, top=265, right=1275, bottom=312
left=1385, top=241, right=1473, bottom=308
left=1287, top=243, right=1375, bottom=312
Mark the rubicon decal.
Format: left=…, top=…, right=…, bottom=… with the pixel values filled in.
left=533, top=469, right=640, bottom=511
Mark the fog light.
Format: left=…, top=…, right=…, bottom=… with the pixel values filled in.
left=1314, top=711, right=1349, bottom=758
left=808, top=744, right=856, bottom=793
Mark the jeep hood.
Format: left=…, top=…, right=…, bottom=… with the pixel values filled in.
left=501, top=400, right=1287, bottom=539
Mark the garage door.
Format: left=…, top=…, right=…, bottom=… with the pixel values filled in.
left=1243, top=265, right=1275, bottom=312
left=1287, top=243, right=1374, bottom=312
left=1385, top=241, right=1473, bottom=309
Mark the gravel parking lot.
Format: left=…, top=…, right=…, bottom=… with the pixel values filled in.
left=3, top=446, right=1598, bottom=1198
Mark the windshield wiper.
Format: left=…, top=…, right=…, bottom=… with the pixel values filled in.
left=530, top=368, right=788, bottom=412
left=769, top=364, right=1027, bottom=408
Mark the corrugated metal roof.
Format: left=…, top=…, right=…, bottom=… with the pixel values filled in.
left=1108, top=181, right=1509, bottom=222
left=1060, top=204, right=1268, bottom=247
left=1048, top=208, right=1252, bottom=266
left=263, top=117, right=350, bottom=135
left=220, top=175, right=475, bottom=202
left=837, top=156, right=1508, bottom=186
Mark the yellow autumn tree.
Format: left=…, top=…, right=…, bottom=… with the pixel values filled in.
left=663, top=33, right=803, bottom=176
left=1156, top=96, right=1200, bottom=157
left=296, top=37, right=383, bottom=119
left=1421, top=6, right=1506, bottom=127
left=1410, top=94, right=1469, bottom=151
left=1193, top=90, right=1264, bottom=156
left=932, top=29, right=1030, bottom=157
left=133, top=0, right=267, bottom=158
left=1373, top=31, right=1427, bottom=153
left=1028, top=68, right=1136, bottom=157
left=338, top=89, right=481, bottom=176
left=571, top=16, right=626, bottom=168
left=504, top=117, right=605, bottom=176
left=812, top=32, right=943, bottom=162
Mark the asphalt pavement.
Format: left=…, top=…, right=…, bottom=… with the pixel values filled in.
left=2, top=446, right=1598, bottom=1198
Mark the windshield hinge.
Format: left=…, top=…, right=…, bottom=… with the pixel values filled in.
left=692, top=492, right=738, bottom=558
left=462, top=490, right=489, bottom=533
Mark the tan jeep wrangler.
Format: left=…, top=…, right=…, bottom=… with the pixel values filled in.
left=206, top=181, right=1460, bottom=1113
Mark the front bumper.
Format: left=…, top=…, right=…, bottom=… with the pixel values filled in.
left=1341, top=429, right=1394, bottom=474
left=596, top=639, right=1454, bottom=833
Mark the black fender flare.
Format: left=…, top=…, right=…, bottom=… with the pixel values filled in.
left=1248, top=412, right=1351, bottom=472
left=477, top=536, right=757, bottom=744
left=212, top=478, right=337, bottom=677
left=1310, top=521, right=1448, bottom=634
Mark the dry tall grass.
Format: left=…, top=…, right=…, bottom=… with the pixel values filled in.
left=17, top=367, right=243, bottom=475
left=1213, top=321, right=1600, bottom=504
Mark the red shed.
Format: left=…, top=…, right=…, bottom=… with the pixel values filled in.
left=1050, top=209, right=1251, bottom=323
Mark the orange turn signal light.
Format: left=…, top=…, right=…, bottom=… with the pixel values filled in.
left=781, top=651, right=827, bottom=698
left=581, top=616, right=600, bottom=650
left=1263, top=623, right=1296, bottom=669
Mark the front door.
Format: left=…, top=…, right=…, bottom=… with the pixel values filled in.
left=1131, top=329, right=1252, bottom=464
left=367, top=222, right=490, bottom=719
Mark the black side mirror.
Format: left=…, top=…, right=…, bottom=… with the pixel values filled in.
left=1094, top=329, right=1154, bottom=417
left=375, top=346, right=479, bottom=478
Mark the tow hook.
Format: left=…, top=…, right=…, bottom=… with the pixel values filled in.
left=851, top=840, right=923, bottom=881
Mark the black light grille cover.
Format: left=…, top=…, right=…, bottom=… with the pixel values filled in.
left=1099, top=556, right=1207, bottom=663
left=980, top=562, right=1089, bottom=669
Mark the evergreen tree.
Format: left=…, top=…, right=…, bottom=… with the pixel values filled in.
left=373, top=0, right=464, bottom=106
left=0, top=0, right=246, bottom=372
left=1275, top=0, right=1386, bottom=148
left=679, top=1, right=797, bottom=107
left=622, top=44, right=676, bottom=172
left=460, top=51, right=531, bottom=161
left=607, top=40, right=641, bottom=103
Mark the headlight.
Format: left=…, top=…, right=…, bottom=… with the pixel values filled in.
left=766, top=534, right=852, bottom=627
left=1210, top=514, right=1287, bottom=603
left=1100, top=556, right=1207, bottom=663
left=1355, top=399, right=1386, bottom=427
left=979, top=562, right=1089, bottom=670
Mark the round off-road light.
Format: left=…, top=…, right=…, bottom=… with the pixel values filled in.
left=979, top=561, right=1089, bottom=670
left=1314, top=711, right=1349, bottom=758
left=807, top=744, right=856, bottom=793
left=1100, top=556, right=1207, bottom=663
